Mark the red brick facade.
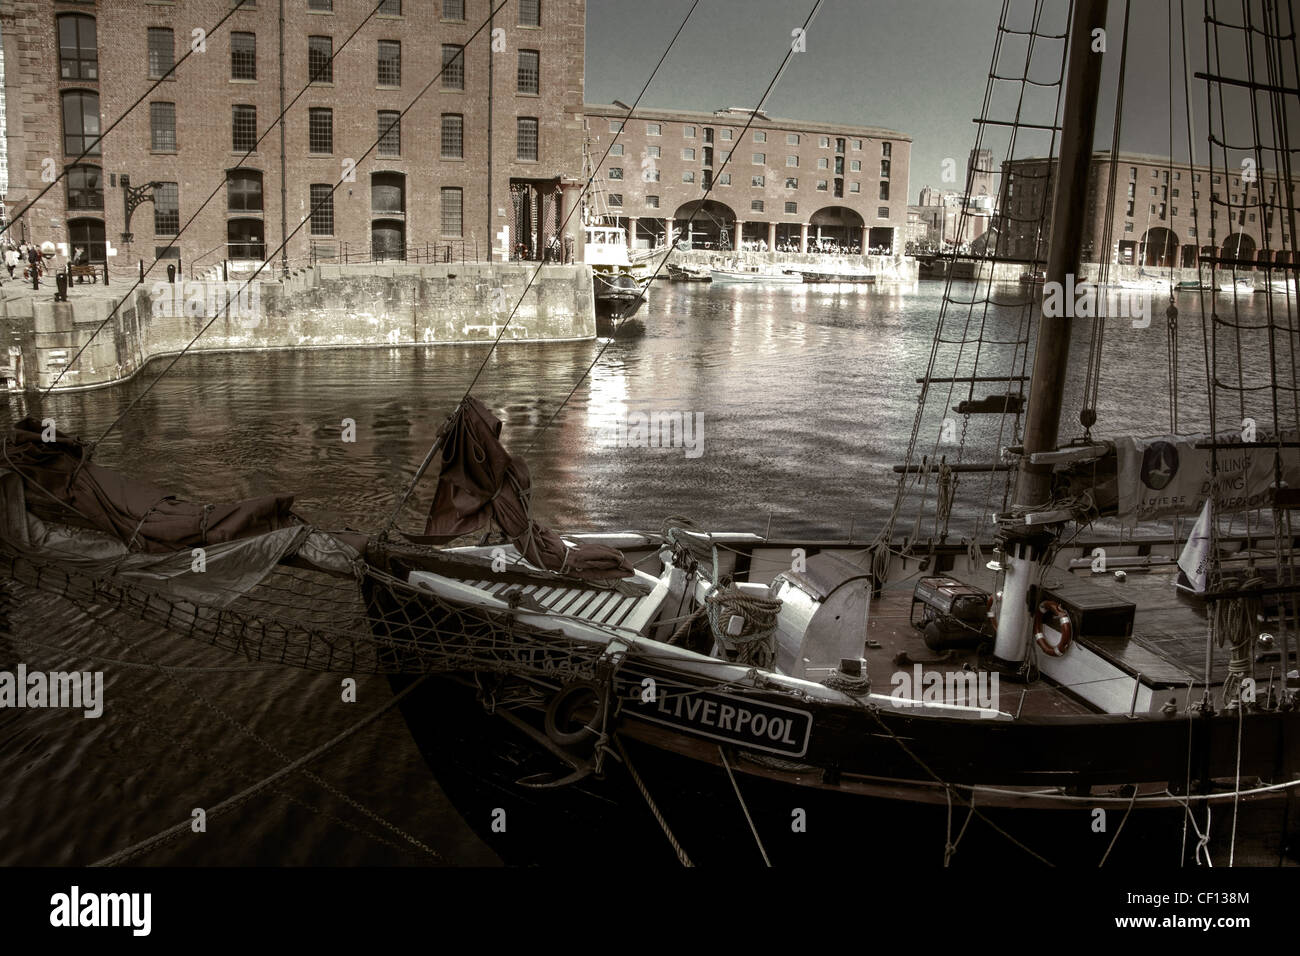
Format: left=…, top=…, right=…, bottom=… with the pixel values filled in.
left=2, top=0, right=586, bottom=270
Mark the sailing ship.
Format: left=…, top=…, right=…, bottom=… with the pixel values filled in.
left=3, top=0, right=1299, bottom=868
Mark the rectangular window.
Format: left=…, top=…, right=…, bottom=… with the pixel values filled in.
left=786, top=133, right=799, bottom=145
left=517, top=117, right=538, bottom=160
left=379, top=110, right=402, bottom=155
left=879, top=182, right=890, bottom=201
left=233, top=104, right=257, bottom=151
left=1124, top=222, right=1134, bottom=232
left=610, top=144, right=623, bottom=156
left=785, top=177, right=798, bottom=189
left=310, top=183, right=334, bottom=235
left=785, top=201, right=797, bottom=214
left=440, top=113, right=463, bottom=158
left=682, top=148, right=696, bottom=160
left=704, top=128, right=714, bottom=143
left=751, top=200, right=764, bottom=212
left=1212, top=174, right=1222, bottom=184
left=519, top=0, right=540, bottom=26
left=150, top=102, right=177, bottom=151
left=682, top=171, right=695, bottom=183
left=378, top=40, right=401, bottom=86
left=154, top=182, right=179, bottom=235
left=608, top=167, right=623, bottom=180
left=818, top=136, right=829, bottom=148
left=309, top=107, right=333, bottom=153
left=441, top=187, right=463, bottom=236
left=877, top=206, right=889, bottom=218
left=754, top=131, right=766, bottom=142
left=850, top=160, right=861, bottom=172
left=718, top=173, right=731, bottom=185
left=646, top=195, right=659, bottom=208
left=609, top=194, right=623, bottom=207
left=442, top=45, right=465, bottom=89
left=786, top=155, right=798, bottom=167
left=720, top=129, right=732, bottom=141
left=751, top=175, right=764, bottom=187
left=309, top=36, right=333, bottom=82
left=148, top=28, right=174, bottom=79
left=817, top=157, right=828, bottom=170
left=684, top=126, right=695, bottom=138
left=646, top=146, right=660, bottom=158
left=752, top=153, right=765, bottom=164
left=517, top=49, right=539, bottom=94
left=849, top=182, right=860, bottom=193
left=852, top=139, right=862, bottom=149
left=817, top=180, right=828, bottom=191
left=379, top=0, right=402, bottom=13
left=443, top=0, right=465, bottom=18
left=231, top=32, right=256, bottom=79
left=609, top=120, right=623, bottom=133
left=309, top=0, right=333, bottom=9
left=881, top=142, right=891, bottom=157
left=647, top=123, right=661, bottom=136
left=879, top=159, right=889, bottom=177
left=59, top=15, right=98, bottom=80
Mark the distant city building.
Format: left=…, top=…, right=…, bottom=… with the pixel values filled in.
left=583, top=104, right=911, bottom=252
left=2, top=0, right=586, bottom=267
left=908, top=149, right=995, bottom=248
left=998, top=151, right=1297, bottom=267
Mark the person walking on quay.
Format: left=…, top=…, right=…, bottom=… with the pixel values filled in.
left=4, top=245, right=17, bottom=280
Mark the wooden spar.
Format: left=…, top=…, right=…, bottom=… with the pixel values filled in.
left=991, top=0, right=1108, bottom=666
left=1014, top=0, right=1109, bottom=511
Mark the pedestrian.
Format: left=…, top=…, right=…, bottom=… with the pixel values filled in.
left=3, top=245, right=15, bottom=280
left=27, top=243, right=41, bottom=279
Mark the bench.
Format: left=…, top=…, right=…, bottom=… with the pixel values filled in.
left=68, top=264, right=99, bottom=284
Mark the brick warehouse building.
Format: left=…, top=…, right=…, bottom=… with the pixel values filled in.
left=583, top=103, right=910, bottom=254
left=998, top=151, right=1298, bottom=270
left=1, top=0, right=587, bottom=270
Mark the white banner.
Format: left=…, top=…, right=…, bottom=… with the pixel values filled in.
left=1115, top=429, right=1300, bottom=521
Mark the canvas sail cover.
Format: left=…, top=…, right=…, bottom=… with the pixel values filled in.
left=2, top=417, right=298, bottom=552
left=1114, top=429, right=1300, bottom=521
left=418, top=397, right=634, bottom=580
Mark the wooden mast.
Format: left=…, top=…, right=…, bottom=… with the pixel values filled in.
left=991, top=0, right=1110, bottom=664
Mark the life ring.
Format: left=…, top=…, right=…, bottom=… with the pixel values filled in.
left=1034, top=599, right=1073, bottom=656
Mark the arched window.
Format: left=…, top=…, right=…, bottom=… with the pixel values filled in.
left=66, top=164, right=103, bottom=211
left=58, top=14, right=98, bottom=80
left=61, top=91, right=101, bottom=155
left=371, top=172, right=405, bottom=214
left=227, top=170, right=263, bottom=211
left=67, top=218, right=106, bottom=264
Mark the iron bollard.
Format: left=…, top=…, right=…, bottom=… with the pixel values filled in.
left=167, top=263, right=176, bottom=284
left=103, top=261, right=109, bottom=286
left=55, top=272, right=68, bottom=302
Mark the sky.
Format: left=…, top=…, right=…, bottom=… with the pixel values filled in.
left=586, top=0, right=1299, bottom=204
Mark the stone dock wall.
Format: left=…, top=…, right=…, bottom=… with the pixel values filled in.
left=0, top=263, right=595, bottom=392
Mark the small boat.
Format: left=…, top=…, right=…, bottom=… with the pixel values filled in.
left=585, top=223, right=648, bottom=329
left=1256, top=279, right=1297, bottom=295
left=709, top=266, right=802, bottom=284
left=797, top=270, right=876, bottom=284
left=1175, top=279, right=1205, bottom=291
left=666, top=263, right=711, bottom=283
left=1216, top=276, right=1255, bottom=294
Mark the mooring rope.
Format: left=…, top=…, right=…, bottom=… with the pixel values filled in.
left=719, top=746, right=771, bottom=867
left=1097, top=785, right=1139, bottom=867
left=613, top=735, right=692, bottom=867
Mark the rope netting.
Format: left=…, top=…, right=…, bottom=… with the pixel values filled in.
left=0, top=545, right=606, bottom=682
